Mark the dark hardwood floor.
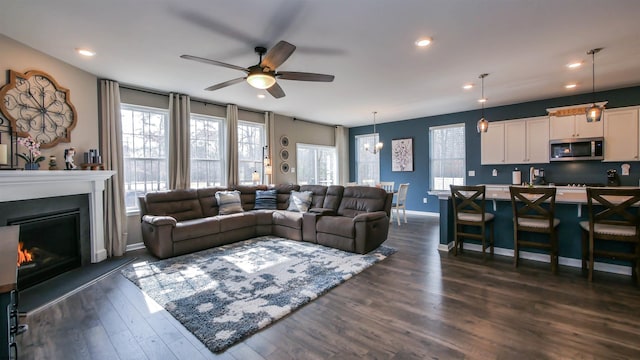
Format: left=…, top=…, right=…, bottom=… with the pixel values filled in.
left=16, top=213, right=640, bottom=359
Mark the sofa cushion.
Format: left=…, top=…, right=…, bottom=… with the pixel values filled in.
left=271, top=184, right=301, bottom=210
left=300, top=185, right=328, bottom=208
left=338, top=187, right=388, bottom=218
left=218, top=212, right=257, bottom=232
left=273, top=210, right=303, bottom=229
left=231, top=185, right=268, bottom=211
left=144, top=189, right=203, bottom=221
left=323, top=185, right=344, bottom=211
left=174, top=217, right=221, bottom=242
left=254, top=189, right=278, bottom=210
left=215, top=190, right=244, bottom=215
left=287, top=190, right=313, bottom=212
left=197, top=187, right=227, bottom=217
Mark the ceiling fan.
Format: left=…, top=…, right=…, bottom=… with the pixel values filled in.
left=180, top=41, right=335, bottom=99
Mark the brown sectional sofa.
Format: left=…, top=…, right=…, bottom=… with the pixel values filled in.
left=139, top=184, right=393, bottom=259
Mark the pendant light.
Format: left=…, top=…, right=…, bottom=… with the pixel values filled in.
left=364, top=111, right=383, bottom=154
left=585, top=48, right=604, bottom=122
left=476, top=73, right=489, bottom=133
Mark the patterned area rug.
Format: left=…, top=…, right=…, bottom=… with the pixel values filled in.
left=121, top=236, right=395, bottom=353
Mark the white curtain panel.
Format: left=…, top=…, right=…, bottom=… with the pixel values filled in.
left=100, top=79, right=127, bottom=257
left=335, top=125, right=350, bottom=185
left=226, top=104, right=239, bottom=185
left=169, top=93, right=191, bottom=189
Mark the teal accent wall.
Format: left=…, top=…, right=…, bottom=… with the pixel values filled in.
left=349, top=86, right=640, bottom=213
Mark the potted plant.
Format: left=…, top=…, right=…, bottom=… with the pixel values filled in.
left=17, top=136, right=45, bottom=170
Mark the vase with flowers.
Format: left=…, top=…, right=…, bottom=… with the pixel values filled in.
left=17, top=136, right=45, bottom=170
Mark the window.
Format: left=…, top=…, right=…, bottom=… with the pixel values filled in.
left=429, top=123, right=466, bottom=190
left=296, top=144, right=337, bottom=185
left=121, top=104, right=169, bottom=211
left=355, top=134, right=380, bottom=185
left=237, top=121, right=265, bottom=185
left=190, top=114, right=226, bottom=188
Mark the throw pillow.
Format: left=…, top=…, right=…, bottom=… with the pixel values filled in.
left=254, top=189, right=278, bottom=210
left=215, top=190, right=244, bottom=215
left=287, top=190, right=313, bottom=213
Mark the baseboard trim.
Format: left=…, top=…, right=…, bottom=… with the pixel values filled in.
left=438, top=241, right=632, bottom=276
left=126, top=242, right=146, bottom=252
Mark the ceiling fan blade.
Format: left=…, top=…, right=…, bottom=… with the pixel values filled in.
left=267, top=83, right=286, bottom=99
left=261, top=41, right=296, bottom=70
left=205, top=77, right=246, bottom=91
left=180, top=55, right=249, bottom=73
left=278, top=71, right=335, bottom=82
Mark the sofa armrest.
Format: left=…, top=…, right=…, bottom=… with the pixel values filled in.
left=142, top=215, right=177, bottom=226
left=353, top=211, right=387, bottom=223
left=302, top=212, right=319, bottom=243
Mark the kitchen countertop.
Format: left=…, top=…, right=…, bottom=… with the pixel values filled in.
left=429, top=184, right=640, bottom=205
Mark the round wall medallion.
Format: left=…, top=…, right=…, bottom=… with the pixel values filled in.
left=280, top=148, right=289, bottom=160
left=280, top=162, right=290, bottom=173
left=280, top=135, right=289, bottom=147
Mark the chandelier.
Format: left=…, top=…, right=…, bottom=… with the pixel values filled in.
left=363, top=111, right=383, bottom=154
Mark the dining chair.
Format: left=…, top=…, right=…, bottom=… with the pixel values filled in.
left=379, top=181, right=395, bottom=193
left=579, top=187, right=640, bottom=284
left=509, top=186, right=560, bottom=273
left=450, top=185, right=494, bottom=257
left=390, top=183, right=409, bottom=226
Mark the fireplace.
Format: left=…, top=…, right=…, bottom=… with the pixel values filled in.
left=11, top=210, right=82, bottom=289
left=0, top=194, right=91, bottom=290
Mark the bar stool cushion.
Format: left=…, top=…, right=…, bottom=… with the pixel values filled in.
left=579, top=220, right=637, bottom=236
left=457, top=212, right=494, bottom=222
left=518, top=217, right=560, bottom=229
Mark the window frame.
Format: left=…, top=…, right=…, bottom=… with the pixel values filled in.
left=429, top=123, right=466, bottom=191
left=355, top=133, right=380, bottom=185
left=120, top=103, right=170, bottom=213
left=237, top=120, right=266, bottom=185
left=190, top=113, right=226, bottom=189
left=296, top=143, right=338, bottom=186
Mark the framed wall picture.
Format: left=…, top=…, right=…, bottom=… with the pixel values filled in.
left=391, top=138, right=413, bottom=172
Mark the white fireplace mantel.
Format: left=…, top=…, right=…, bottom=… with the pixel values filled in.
left=0, top=170, right=115, bottom=263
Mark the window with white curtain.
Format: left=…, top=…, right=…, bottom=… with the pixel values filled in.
left=237, top=121, right=265, bottom=185
left=190, top=114, right=226, bottom=188
left=296, top=144, right=337, bottom=185
left=120, top=104, right=169, bottom=211
left=355, top=134, right=380, bottom=185
left=429, top=123, right=466, bottom=190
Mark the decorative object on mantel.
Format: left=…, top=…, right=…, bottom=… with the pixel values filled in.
left=0, top=115, right=17, bottom=170
left=17, top=136, right=45, bottom=170
left=0, top=69, right=78, bottom=148
left=585, top=48, right=604, bottom=122
left=64, top=147, right=77, bottom=170
left=391, top=137, right=414, bottom=172
left=48, top=156, right=58, bottom=170
left=363, top=111, right=383, bottom=154
left=477, top=73, right=489, bottom=133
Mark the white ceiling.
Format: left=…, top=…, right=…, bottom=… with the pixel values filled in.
left=1, top=0, right=640, bottom=127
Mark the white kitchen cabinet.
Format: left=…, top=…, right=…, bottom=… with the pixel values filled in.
left=484, top=117, right=549, bottom=165
left=603, top=108, right=640, bottom=161
left=549, top=114, right=603, bottom=140
left=481, top=122, right=505, bottom=165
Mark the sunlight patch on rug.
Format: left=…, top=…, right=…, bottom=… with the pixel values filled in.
left=121, top=236, right=395, bottom=353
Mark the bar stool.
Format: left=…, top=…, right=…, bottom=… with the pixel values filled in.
left=579, top=188, right=640, bottom=284
left=509, top=186, right=560, bottom=273
left=450, top=185, right=494, bottom=256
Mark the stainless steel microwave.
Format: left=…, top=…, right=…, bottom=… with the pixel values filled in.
left=550, top=137, right=604, bottom=161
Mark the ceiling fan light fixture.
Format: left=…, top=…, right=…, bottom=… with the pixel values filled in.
left=247, top=72, right=276, bottom=89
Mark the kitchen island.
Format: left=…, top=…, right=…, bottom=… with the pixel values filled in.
left=430, top=184, right=638, bottom=275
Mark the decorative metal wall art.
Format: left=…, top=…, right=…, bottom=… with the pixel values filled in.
left=391, top=137, right=414, bottom=172
left=0, top=70, right=78, bottom=149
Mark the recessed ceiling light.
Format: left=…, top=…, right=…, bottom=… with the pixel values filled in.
left=477, top=98, right=487, bottom=103
left=565, top=83, right=577, bottom=89
left=566, top=61, right=582, bottom=69
left=76, top=48, right=96, bottom=57
left=463, top=84, right=474, bottom=90
left=257, top=94, right=266, bottom=99
left=415, top=37, right=432, bottom=47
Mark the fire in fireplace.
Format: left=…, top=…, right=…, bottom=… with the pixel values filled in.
left=10, top=210, right=82, bottom=290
